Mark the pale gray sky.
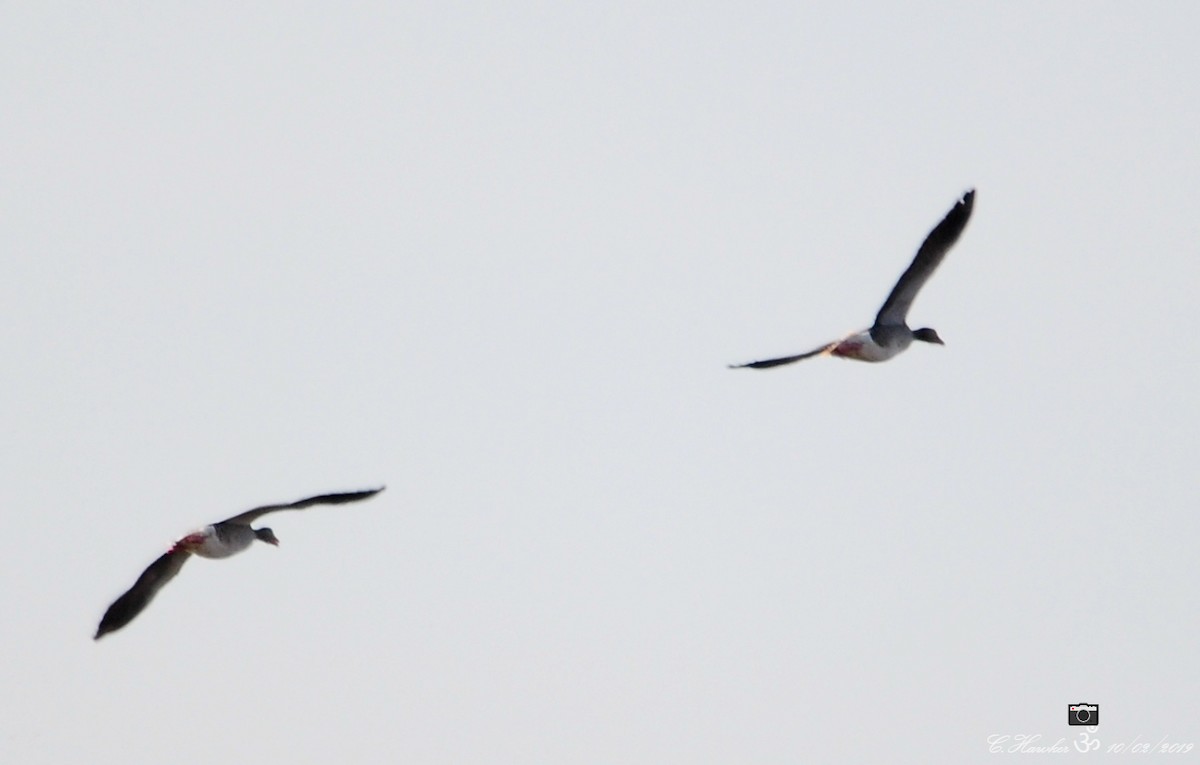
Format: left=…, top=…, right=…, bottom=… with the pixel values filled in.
left=3, top=2, right=1197, bottom=762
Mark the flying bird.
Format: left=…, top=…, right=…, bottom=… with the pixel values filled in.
left=94, top=487, right=384, bottom=639
left=731, top=189, right=975, bottom=368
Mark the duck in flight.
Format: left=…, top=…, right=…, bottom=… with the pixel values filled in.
left=731, top=189, right=975, bottom=368
left=94, top=487, right=384, bottom=639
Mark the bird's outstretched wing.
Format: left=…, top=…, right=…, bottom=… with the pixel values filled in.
left=95, top=549, right=191, bottom=639
left=219, top=487, right=385, bottom=526
left=728, top=341, right=837, bottom=369
left=874, top=189, right=975, bottom=327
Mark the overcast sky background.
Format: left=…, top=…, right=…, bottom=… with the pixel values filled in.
left=3, top=2, right=1197, bottom=762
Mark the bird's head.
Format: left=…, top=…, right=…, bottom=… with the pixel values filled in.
left=254, top=527, right=281, bottom=546
left=914, top=327, right=944, bottom=345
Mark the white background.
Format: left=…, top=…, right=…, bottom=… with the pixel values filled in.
left=2, top=2, right=1196, bottom=761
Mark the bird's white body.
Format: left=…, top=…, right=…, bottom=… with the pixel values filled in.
left=830, top=330, right=910, bottom=363
left=185, top=525, right=255, bottom=559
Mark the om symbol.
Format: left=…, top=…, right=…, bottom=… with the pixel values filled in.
left=1074, top=730, right=1101, bottom=753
